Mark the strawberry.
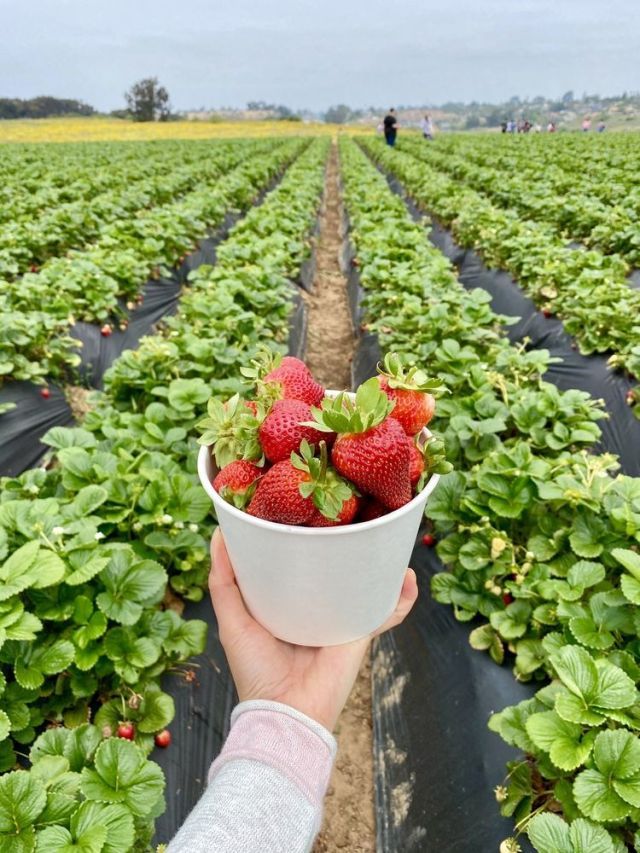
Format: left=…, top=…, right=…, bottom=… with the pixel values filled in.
left=502, top=593, right=514, bottom=606
left=292, top=441, right=358, bottom=525
left=422, top=533, right=436, bottom=547
left=116, top=723, right=135, bottom=740
left=377, top=353, right=441, bottom=436
left=197, top=393, right=263, bottom=468
left=408, top=437, right=425, bottom=487
left=247, top=459, right=315, bottom=525
left=100, top=324, right=113, bottom=337
left=357, top=498, right=387, bottom=522
left=542, top=308, right=552, bottom=318
left=309, top=378, right=412, bottom=510
left=40, top=387, right=51, bottom=399
left=154, top=729, right=172, bottom=748
left=213, top=460, right=262, bottom=509
left=242, top=351, right=324, bottom=406
left=259, top=399, right=330, bottom=463
left=308, top=494, right=360, bottom=527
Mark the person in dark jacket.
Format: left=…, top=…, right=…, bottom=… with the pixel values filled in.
left=383, top=108, right=399, bottom=146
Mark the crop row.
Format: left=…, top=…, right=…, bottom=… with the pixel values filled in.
left=398, top=135, right=640, bottom=266
left=359, top=138, right=640, bottom=414
left=0, top=140, right=266, bottom=278
left=0, top=139, right=305, bottom=385
left=0, top=139, right=236, bottom=224
left=0, top=138, right=329, bottom=851
left=341, top=136, right=640, bottom=852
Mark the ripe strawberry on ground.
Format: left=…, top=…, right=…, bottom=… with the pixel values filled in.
left=309, top=378, right=412, bottom=510
left=259, top=399, right=331, bottom=463
left=242, top=351, right=324, bottom=406
left=247, top=459, right=315, bottom=525
left=40, top=387, right=51, bottom=399
left=377, top=352, right=441, bottom=436
left=213, top=460, right=263, bottom=509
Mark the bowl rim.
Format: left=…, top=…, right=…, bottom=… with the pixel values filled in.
left=197, top=386, right=443, bottom=535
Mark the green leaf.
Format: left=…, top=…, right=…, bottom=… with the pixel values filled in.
left=70, top=802, right=134, bottom=853
left=593, top=729, right=640, bottom=779
left=573, top=768, right=632, bottom=821
left=611, top=548, right=640, bottom=581
left=0, top=709, right=11, bottom=742
left=551, top=646, right=598, bottom=700
left=35, top=823, right=107, bottom=852
left=569, top=616, right=614, bottom=650
left=569, top=818, right=616, bottom=853
left=594, top=660, right=637, bottom=709
left=620, top=574, right=640, bottom=605
left=136, top=688, right=175, bottom=734
left=566, top=561, right=605, bottom=589
left=80, top=739, right=164, bottom=817
left=0, top=771, right=47, bottom=833
left=526, top=711, right=594, bottom=771
left=526, top=812, right=572, bottom=853
left=66, top=486, right=108, bottom=520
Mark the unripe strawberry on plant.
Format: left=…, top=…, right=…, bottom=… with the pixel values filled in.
left=308, top=378, right=412, bottom=510
left=247, top=459, right=315, bottom=525
left=213, top=460, right=263, bottom=509
left=377, top=352, right=442, bottom=436
left=259, top=399, right=330, bottom=463
left=242, top=351, right=324, bottom=406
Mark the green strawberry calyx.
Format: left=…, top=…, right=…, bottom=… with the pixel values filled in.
left=196, top=393, right=264, bottom=468
left=291, top=440, right=355, bottom=520
left=378, top=351, right=444, bottom=394
left=305, top=377, right=394, bottom=435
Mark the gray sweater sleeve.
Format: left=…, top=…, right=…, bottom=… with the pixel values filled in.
left=166, top=700, right=337, bottom=853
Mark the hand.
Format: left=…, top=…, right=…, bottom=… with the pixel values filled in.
left=209, top=529, right=418, bottom=731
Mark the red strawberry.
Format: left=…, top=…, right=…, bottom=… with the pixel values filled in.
left=408, top=437, right=425, bottom=487
left=247, top=459, right=315, bottom=525
left=377, top=353, right=441, bottom=436
left=311, top=379, right=412, bottom=510
left=357, top=498, right=387, bottom=522
left=213, top=460, right=262, bottom=508
left=502, top=593, right=514, bottom=605
left=259, top=399, right=330, bottom=463
left=308, top=494, right=360, bottom=527
left=264, top=356, right=324, bottom=406
left=422, top=533, right=436, bottom=547
left=100, top=324, right=112, bottom=337
left=116, top=723, right=135, bottom=740
left=542, top=308, right=552, bottom=318
left=40, top=387, right=51, bottom=399
left=154, top=729, right=172, bottom=748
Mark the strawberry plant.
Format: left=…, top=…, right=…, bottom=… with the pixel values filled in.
left=340, top=136, right=640, bottom=851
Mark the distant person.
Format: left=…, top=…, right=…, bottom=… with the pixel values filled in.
left=582, top=116, right=591, bottom=132
left=383, top=108, right=399, bottom=146
left=420, top=114, right=434, bottom=140
left=597, top=120, right=606, bottom=133
left=547, top=121, right=556, bottom=133
left=500, top=120, right=507, bottom=133
left=533, top=123, right=542, bottom=133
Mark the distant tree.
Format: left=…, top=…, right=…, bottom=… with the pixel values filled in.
left=561, top=90, right=574, bottom=105
left=125, top=78, right=171, bottom=122
left=464, top=115, right=481, bottom=129
left=324, top=104, right=353, bottom=124
left=0, top=96, right=94, bottom=120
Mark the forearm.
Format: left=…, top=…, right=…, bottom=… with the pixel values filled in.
left=167, top=700, right=337, bottom=853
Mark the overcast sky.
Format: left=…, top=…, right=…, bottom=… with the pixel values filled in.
left=1, top=0, right=639, bottom=112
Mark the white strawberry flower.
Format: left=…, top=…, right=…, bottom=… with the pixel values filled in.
left=174, top=521, right=185, bottom=529
left=94, top=531, right=105, bottom=541
left=188, top=523, right=199, bottom=533
left=161, top=514, right=173, bottom=525
left=52, top=526, right=66, bottom=536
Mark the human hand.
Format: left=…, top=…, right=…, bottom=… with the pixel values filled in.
left=209, top=529, right=418, bottom=731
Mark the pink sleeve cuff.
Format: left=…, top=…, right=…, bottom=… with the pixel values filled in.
left=209, top=700, right=337, bottom=808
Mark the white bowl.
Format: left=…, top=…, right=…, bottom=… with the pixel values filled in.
left=197, top=392, right=441, bottom=646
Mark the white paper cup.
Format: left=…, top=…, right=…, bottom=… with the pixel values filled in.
left=197, top=392, right=442, bottom=646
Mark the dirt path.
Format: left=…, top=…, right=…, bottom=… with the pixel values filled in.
left=305, top=143, right=376, bottom=853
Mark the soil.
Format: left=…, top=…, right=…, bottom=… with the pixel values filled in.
left=306, top=143, right=376, bottom=853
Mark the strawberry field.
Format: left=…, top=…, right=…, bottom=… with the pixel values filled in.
left=1, top=130, right=640, bottom=853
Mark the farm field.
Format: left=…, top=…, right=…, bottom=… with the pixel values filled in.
left=1, top=128, right=640, bottom=853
